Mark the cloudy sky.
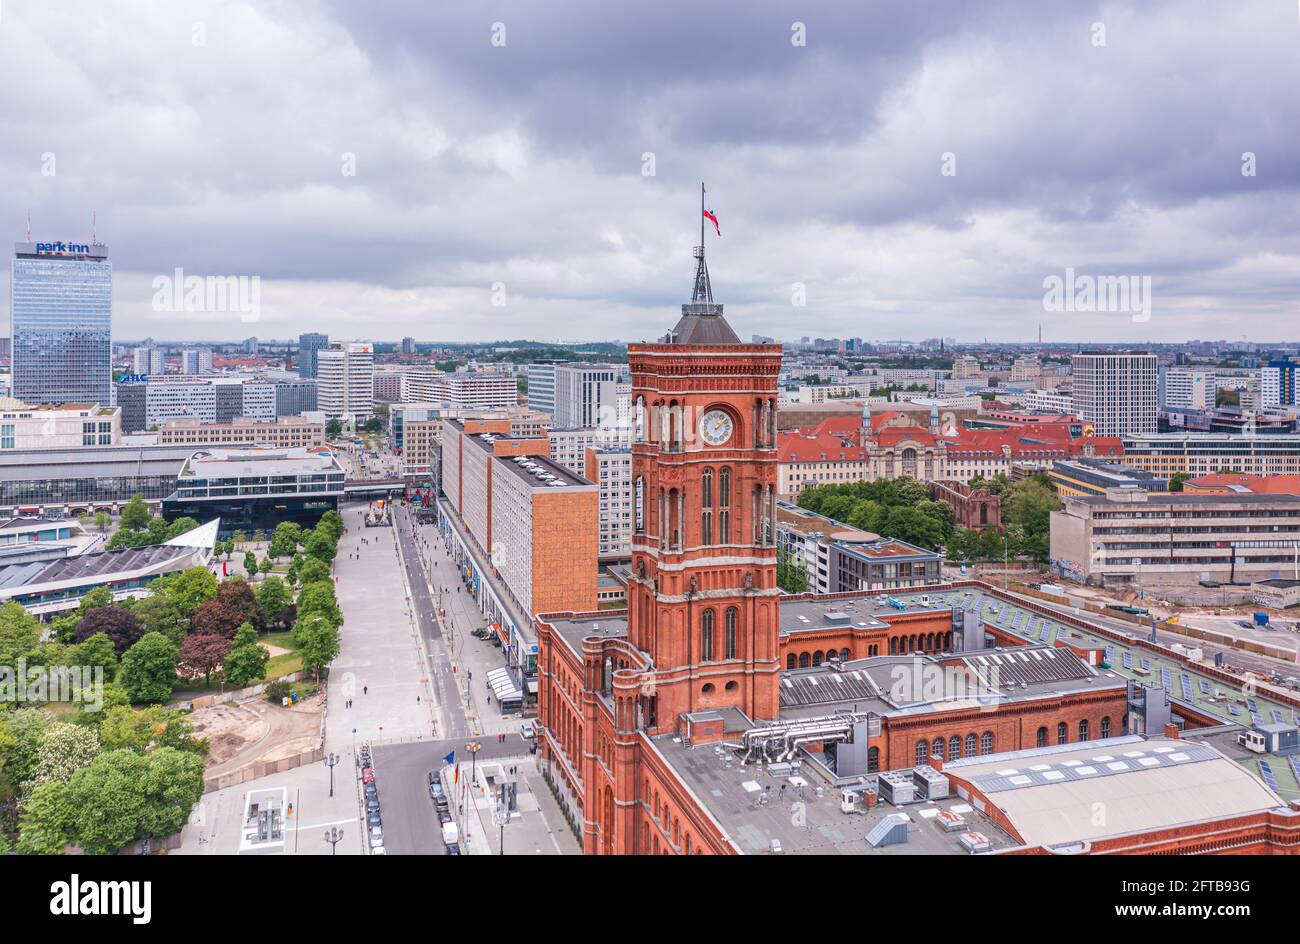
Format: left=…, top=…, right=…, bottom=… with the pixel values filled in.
left=2, top=0, right=1298, bottom=344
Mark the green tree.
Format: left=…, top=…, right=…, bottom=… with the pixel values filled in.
left=1003, top=476, right=1060, bottom=560
left=298, top=556, right=330, bottom=586
left=94, top=511, right=110, bottom=532
left=269, top=522, right=302, bottom=559
left=297, top=582, right=342, bottom=626
left=164, top=516, right=200, bottom=540
left=294, top=614, right=340, bottom=677
left=0, top=601, right=42, bottom=665
left=131, top=594, right=188, bottom=647
left=1169, top=471, right=1190, bottom=492
left=256, top=576, right=293, bottom=629
left=153, top=567, right=218, bottom=618
left=0, top=708, right=55, bottom=794
left=326, top=418, right=343, bottom=439
left=776, top=550, right=809, bottom=594
left=259, top=556, right=273, bottom=576
left=118, top=633, right=179, bottom=705
left=120, top=494, right=151, bottom=531
left=244, top=550, right=259, bottom=576
left=72, top=632, right=118, bottom=682
left=224, top=624, right=270, bottom=688
left=303, top=529, right=338, bottom=564
left=15, top=779, right=76, bottom=854
left=97, top=705, right=205, bottom=755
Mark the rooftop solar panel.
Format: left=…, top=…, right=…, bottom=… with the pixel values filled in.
left=1272, top=710, right=1285, bottom=725
left=1259, top=760, right=1279, bottom=793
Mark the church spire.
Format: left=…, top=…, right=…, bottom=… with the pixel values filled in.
left=663, top=185, right=738, bottom=343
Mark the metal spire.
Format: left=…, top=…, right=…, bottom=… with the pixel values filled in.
left=689, top=182, right=716, bottom=307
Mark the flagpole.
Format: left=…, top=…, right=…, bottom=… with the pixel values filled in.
left=700, top=182, right=705, bottom=251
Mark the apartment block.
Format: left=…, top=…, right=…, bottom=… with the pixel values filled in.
left=156, top=416, right=325, bottom=449
left=584, top=445, right=633, bottom=559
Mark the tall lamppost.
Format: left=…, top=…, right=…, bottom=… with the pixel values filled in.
left=323, top=826, right=344, bottom=855
left=324, top=752, right=340, bottom=797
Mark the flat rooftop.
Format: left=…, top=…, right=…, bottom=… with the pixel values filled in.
left=650, top=734, right=1021, bottom=855
left=497, top=452, right=591, bottom=489
left=179, top=447, right=342, bottom=478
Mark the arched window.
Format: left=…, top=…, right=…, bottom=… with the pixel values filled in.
left=1036, top=726, right=1048, bottom=748
left=1057, top=722, right=1068, bottom=745
left=700, top=609, right=715, bottom=661
left=949, top=736, right=961, bottom=759
left=915, top=740, right=928, bottom=766
left=1078, top=719, right=1089, bottom=742
left=798, top=652, right=810, bottom=668
left=786, top=654, right=796, bottom=670
left=868, top=747, right=880, bottom=773
left=840, top=647, right=851, bottom=662
left=931, top=737, right=945, bottom=762
left=718, top=468, right=731, bottom=543
left=812, top=650, right=824, bottom=666
left=724, top=607, right=738, bottom=659
left=634, top=476, right=644, bottom=533
left=965, top=734, right=977, bottom=756
left=700, top=467, right=714, bottom=545
left=1100, top=716, right=1111, bottom=739
left=981, top=731, right=994, bottom=755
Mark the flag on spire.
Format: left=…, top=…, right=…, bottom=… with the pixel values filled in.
left=703, top=206, right=720, bottom=237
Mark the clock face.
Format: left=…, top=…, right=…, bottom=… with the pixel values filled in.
left=698, top=409, right=734, bottom=447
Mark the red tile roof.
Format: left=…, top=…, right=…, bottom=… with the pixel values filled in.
left=1183, top=473, right=1300, bottom=496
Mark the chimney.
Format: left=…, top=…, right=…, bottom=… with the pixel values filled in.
left=1163, top=722, right=1180, bottom=740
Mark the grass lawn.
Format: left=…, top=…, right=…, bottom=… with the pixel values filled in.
left=262, top=631, right=303, bottom=679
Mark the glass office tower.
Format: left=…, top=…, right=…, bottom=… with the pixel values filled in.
left=11, top=241, right=112, bottom=405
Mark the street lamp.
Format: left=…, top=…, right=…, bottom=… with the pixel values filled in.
left=466, top=740, right=482, bottom=782
left=323, top=826, right=344, bottom=855
left=324, top=752, right=340, bottom=797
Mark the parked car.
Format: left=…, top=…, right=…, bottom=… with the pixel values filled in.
left=444, top=843, right=460, bottom=855
left=367, top=811, right=382, bottom=829
left=520, top=720, right=536, bottom=739
left=371, top=845, right=386, bottom=855
left=369, top=826, right=384, bottom=848
left=428, top=770, right=441, bottom=786
left=436, top=809, right=452, bottom=825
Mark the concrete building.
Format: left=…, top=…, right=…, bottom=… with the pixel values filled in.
left=317, top=342, right=375, bottom=422
left=552, top=364, right=619, bottom=428
left=1261, top=359, right=1298, bottom=409
left=1048, top=459, right=1167, bottom=497
left=273, top=378, right=317, bottom=417
left=547, top=426, right=633, bottom=476
left=0, top=444, right=199, bottom=518
left=1071, top=353, right=1158, bottom=435
left=11, top=241, right=112, bottom=406
left=0, top=398, right=121, bottom=450
left=161, top=447, right=345, bottom=536
left=1050, top=489, right=1300, bottom=586
left=132, top=345, right=165, bottom=376
left=526, top=363, right=558, bottom=417
left=1121, top=432, right=1300, bottom=477
left=584, top=445, right=633, bottom=559
left=438, top=417, right=598, bottom=686
left=180, top=348, right=213, bottom=374
left=1161, top=366, right=1217, bottom=411
left=0, top=518, right=218, bottom=615
left=156, top=416, right=325, bottom=449
left=373, top=370, right=403, bottom=402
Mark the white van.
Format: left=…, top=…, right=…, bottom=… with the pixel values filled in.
left=441, top=821, right=460, bottom=846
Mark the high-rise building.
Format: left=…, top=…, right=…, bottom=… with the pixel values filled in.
left=274, top=379, right=317, bottom=417
left=525, top=363, right=557, bottom=417
left=400, top=336, right=416, bottom=355
left=553, top=363, right=619, bottom=428
left=1261, top=359, right=1298, bottom=409
left=298, top=332, right=328, bottom=379
left=243, top=336, right=259, bottom=355
left=132, top=345, right=165, bottom=376
left=1161, top=366, right=1217, bottom=410
left=180, top=349, right=213, bottom=374
left=317, top=342, right=374, bottom=422
left=1071, top=353, right=1158, bottom=436
left=11, top=240, right=112, bottom=404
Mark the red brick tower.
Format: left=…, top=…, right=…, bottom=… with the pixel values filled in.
left=624, top=200, right=783, bottom=732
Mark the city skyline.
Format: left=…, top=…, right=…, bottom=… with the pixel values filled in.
left=2, top=1, right=1298, bottom=344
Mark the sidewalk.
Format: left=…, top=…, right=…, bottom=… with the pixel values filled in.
left=408, top=520, right=524, bottom=738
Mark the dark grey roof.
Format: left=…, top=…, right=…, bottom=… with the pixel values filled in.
left=665, top=308, right=741, bottom=344
left=0, top=446, right=195, bottom=482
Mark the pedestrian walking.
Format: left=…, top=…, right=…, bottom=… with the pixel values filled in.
left=363, top=685, right=368, bottom=695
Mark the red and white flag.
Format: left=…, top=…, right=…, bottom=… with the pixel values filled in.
left=703, top=184, right=721, bottom=236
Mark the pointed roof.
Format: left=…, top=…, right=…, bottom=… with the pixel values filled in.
left=663, top=235, right=739, bottom=344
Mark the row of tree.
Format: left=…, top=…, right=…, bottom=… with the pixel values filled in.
left=795, top=473, right=1061, bottom=563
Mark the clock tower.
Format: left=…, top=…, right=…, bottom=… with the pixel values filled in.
left=624, top=221, right=783, bottom=732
